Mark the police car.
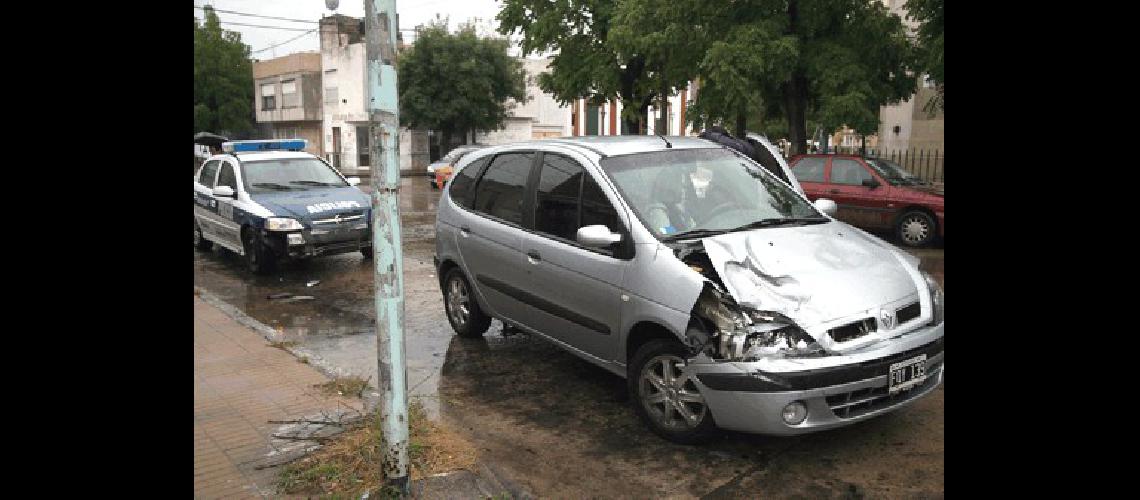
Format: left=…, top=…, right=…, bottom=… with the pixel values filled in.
left=193, top=139, right=372, bottom=274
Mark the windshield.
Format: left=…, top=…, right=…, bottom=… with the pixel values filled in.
left=865, top=158, right=925, bottom=186
left=601, top=148, right=824, bottom=241
left=240, top=157, right=348, bottom=193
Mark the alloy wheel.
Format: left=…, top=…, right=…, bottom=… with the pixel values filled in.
left=446, top=277, right=469, bottom=328
left=638, top=354, right=707, bottom=430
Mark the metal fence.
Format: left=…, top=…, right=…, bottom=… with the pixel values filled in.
left=829, top=146, right=944, bottom=183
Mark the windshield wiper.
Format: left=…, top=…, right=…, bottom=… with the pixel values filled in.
left=660, top=228, right=730, bottom=242
left=290, top=180, right=342, bottom=186
left=729, top=217, right=830, bottom=232
left=251, top=182, right=296, bottom=191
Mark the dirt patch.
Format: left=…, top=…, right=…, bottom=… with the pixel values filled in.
left=277, top=400, right=477, bottom=497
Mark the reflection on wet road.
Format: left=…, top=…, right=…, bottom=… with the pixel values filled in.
left=194, top=177, right=944, bottom=497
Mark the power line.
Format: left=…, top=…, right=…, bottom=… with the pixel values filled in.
left=195, top=5, right=317, bottom=24
left=216, top=20, right=315, bottom=32
left=253, top=29, right=319, bottom=54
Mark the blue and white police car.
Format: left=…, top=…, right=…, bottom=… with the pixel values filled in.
left=193, top=139, right=372, bottom=274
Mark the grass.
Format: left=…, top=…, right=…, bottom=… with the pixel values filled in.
left=269, top=340, right=298, bottom=350
left=315, top=376, right=371, bottom=398
left=277, top=400, right=477, bottom=497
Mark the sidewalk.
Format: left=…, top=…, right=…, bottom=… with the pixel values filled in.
left=194, top=296, right=364, bottom=498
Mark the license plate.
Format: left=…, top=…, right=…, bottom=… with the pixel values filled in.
left=888, top=354, right=927, bottom=394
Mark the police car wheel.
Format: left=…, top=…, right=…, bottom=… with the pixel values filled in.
left=242, top=229, right=276, bottom=275
left=361, top=246, right=373, bottom=259
left=194, top=219, right=213, bottom=251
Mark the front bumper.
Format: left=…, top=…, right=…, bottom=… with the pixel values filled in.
left=263, top=223, right=371, bottom=259
left=689, top=321, right=944, bottom=436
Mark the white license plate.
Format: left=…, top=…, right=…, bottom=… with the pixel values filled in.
left=888, top=354, right=927, bottom=394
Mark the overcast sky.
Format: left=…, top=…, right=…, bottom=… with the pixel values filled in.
left=194, top=0, right=512, bottom=60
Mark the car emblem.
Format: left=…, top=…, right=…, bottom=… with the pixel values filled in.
left=880, top=309, right=896, bottom=330
left=332, top=214, right=342, bottom=224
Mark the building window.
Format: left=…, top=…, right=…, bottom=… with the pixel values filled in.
left=281, top=79, right=298, bottom=108
left=324, top=69, right=338, bottom=105
left=260, top=83, right=276, bottom=110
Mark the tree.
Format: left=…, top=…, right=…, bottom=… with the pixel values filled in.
left=398, top=19, right=527, bottom=149
left=498, top=0, right=658, bottom=135
left=624, top=0, right=915, bottom=155
left=905, top=0, right=944, bottom=114
left=194, top=6, right=254, bottom=136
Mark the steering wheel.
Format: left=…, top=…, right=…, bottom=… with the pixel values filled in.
left=698, top=200, right=746, bottom=225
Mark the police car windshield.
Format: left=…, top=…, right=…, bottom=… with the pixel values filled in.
left=241, top=158, right=348, bottom=193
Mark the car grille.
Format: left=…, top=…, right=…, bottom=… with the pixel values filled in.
left=897, top=301, right=920, bottom=324
left=829, top=317, right=876, bottom=343
left=825, top=360, right=942, bottom=419
left=312, top=210, right=366, bottom=225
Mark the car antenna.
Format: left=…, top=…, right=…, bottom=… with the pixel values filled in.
left=656, top=134, right=672, bottom=148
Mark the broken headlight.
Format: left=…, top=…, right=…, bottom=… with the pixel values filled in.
left=922, top=272, right=944, bottom=325
left=718, top=311, right=826, bottom=361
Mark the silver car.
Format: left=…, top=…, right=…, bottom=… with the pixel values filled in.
left=434, top=135, right=944, bottom=443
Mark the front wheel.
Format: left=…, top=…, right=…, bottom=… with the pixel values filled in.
left=242, top=229, right=276, bottom=275
left=628, top=339, right=718, bottom=444
left=896, top=210, right=936, bottom=247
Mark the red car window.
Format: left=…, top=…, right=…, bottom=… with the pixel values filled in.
left=792, top=157, right=826, bottom=183
left=829, top=159, right=873, bottom=185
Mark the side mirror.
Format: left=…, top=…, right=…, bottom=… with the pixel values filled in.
left=212, top=185, right=236, bottom=198
left=346, top=177, right=361, bottom=186
left=861, top=178, right=880, bottom=189
left=576, top=225, right=622, bottom=248
left=814, top=198, right=838, bottom=216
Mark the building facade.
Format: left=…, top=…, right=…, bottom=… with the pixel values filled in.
left=252, top=52, right=324, bottom=156
left=473, top=57, right=573, bottom=145
left=566, top=86, right=695, bottom=137
left=319, top=15, right=429, bottom=175
left=875, top=0, right=944, bottom=153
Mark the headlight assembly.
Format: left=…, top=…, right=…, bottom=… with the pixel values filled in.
left=922, top=271, right=944, bottom=325
left=717, top=310, right=826, bottom=361
left=266, top=217, right=304, bottom=231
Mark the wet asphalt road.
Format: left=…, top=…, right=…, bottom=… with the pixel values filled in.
left=193, top=176, right=944, bottom=498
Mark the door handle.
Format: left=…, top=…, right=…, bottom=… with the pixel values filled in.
left=526, top=250, right=541, bottom=263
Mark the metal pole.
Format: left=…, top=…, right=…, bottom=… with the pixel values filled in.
left=364, top=0, right=409, bottom=493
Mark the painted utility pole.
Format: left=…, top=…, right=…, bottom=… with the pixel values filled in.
left=364, top=0, right=408, bottom=493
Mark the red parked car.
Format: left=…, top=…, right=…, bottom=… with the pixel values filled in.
left=789, top=154, right=943, bottom=247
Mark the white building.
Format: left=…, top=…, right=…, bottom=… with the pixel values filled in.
left=474, top=57, right=573, bottom=145
left=318, top=15, right=429, bottom=175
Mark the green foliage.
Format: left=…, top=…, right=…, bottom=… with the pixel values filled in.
left=905, top=0, right=944, bottom=112
left=398, top=19, right=528, bottom=140
left=194, top=6, right=254, bottom=136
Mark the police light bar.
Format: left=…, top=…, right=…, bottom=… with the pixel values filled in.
left=222, top=139, right=307, bottom=153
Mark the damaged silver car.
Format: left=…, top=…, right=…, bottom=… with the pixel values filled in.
left=434, top=135, right=944, bottom=444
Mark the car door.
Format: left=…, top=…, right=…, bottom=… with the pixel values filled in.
left=826, top=158, right=891, bottom=229
left=789, top=156, right=828, bottom=201
left=213, top=159, right=244, bottom=249
left=515, top=151, right=629, bottom=362
left=194, top=160, right=222, bottom=241
left=456, top=151, right=539, bottom=325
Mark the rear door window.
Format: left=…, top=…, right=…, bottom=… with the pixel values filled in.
left=472, top=152, right=535, bottom=225
left=198, top=160, right=220, bottom=188
left=792, top=157, right=825, bottom=183
left=534, top=154, right=585, bottom=241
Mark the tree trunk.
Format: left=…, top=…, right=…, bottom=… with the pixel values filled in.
left=782, top=76, right=808, bottom=156
left=860, top=134, right=867, bottom=157
left=734, top=111, right=747, bottom=138
left=439, top=128, right=451, bottom=157
left=623, top=114, right=642, bottom=135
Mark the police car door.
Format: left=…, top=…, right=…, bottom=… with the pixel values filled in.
left=194, top=160, right=222, bottom=241
left=212, top=159, right=244, bottom=250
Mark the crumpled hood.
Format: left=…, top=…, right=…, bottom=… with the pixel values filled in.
left=700, top=222, right=920, bottom=327
left=251, top=187, right=370, bottom=222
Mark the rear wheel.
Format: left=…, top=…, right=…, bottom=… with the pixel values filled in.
left=443, top=268, right=490, bottom=338
left=194, top=218, right=213, bottom=251
left=628, top=339, right=718, bottom=444
left=242, top=228, right=276, bottom=275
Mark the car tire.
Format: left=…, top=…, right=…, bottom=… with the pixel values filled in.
left=628, top=339, right=718, bottom=444
left=194, top=218, right=213, bottom=251
left=242, top=228, right=276, bottom=275
left=361, top=246, right=373, bottom=259
left=443, top=268, right=490, bottom=338
left=896, top=210, right=936, bottom=247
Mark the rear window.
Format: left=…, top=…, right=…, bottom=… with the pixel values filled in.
left=448, top=156, right=488, bottom=208
left=198, top=160, right=220, bottom=188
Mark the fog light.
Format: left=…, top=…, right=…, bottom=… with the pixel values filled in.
left=782, top=401, right=808, bottom=425
left=287, top=233, right=305, bottom=245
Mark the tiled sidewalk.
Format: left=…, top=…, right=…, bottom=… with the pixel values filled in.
left=194, top=296, right=364, bottom=498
